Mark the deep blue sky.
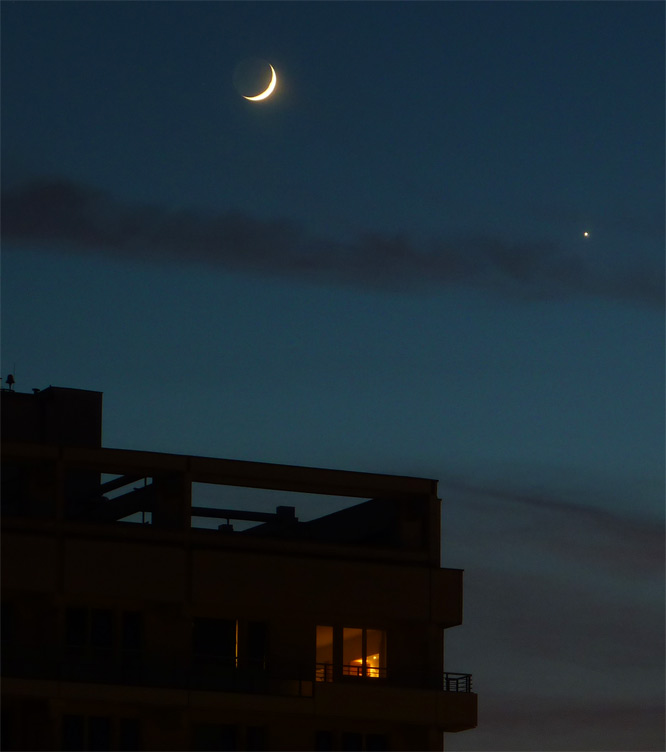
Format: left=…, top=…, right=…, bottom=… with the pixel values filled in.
left=2, top=2, right=664, bottom=750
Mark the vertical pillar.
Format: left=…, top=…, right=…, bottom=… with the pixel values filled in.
left=152, top=472, right=191, bottom=531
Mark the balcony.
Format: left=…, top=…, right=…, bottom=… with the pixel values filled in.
left=3, top=648, right=476, bottom=731
left=316, top=664, right=472, bottom=692
left=2, top=649, right=315, bottom=702
left=443, top=672, right=472, bottom=692
left=4, top=649, right=472, bottom=695
left=312, top=680, right=477, bottom=732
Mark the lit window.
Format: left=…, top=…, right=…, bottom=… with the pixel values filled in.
left=343, top=627, right=386, bottom=679
left=343, top=627, right=364, bottom=676
left=317, top=626, right=387, bottom=680
left=366, top=629, right=386, bottom=678
left=316, top=625, right=333, bottom=682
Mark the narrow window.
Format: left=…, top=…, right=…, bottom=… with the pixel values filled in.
left=1, top=710, right=13, bottom=751
left=366, top=734, right=389, bottom=751
left=365, top=629, right=387, bottom=678
left=342, top=627, right=364, bottom=677
left=121, top=611, right=143, bottom=652
left=119, top=719, right=141, bottom=751
left=245, top=621, right=267, bottom=670
left=65, top=608, right=87, bottom=648
left=315, top=625, right=334, bottom=682
left=215, top=724, right=237, bottom=752
left=315, top=730, right=334, bottom=751
left=1, top=602, right=13, bottom=646
left=88, top=716, right=111, bottom=751
left=341, top=732, right=363, bottom=751
left=246, top=725, right=267, bottom=751
left=90, top=610, right=113, bottom=651
left=193, top=723, right=237, bottom=751
left=61, top=715, right=85, bottom=752
left=121, top=612, right=143, bottom=674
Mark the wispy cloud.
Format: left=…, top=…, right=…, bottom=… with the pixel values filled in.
left=450, top=698, right=665, bottom=751
left=441, top=476, right=665, bottom=573
left=442, top=479, right=664, bottom=751
left=2, top=177, right=663, bottom=305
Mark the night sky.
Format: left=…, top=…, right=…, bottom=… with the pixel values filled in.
left=2, top=2, right=664, bottom=750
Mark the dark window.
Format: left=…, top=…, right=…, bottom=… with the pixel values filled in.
left=193, top=723, right=237, bottom=751
left=366, top=734, right=389, bottom=751
left=61, top=715, right=85, bottom=751
left=122, top=611, right=143, bottom=652
left=1, top=602, right=13, bottom=646
left=66, top=607, right=116, bottom=651
left=193, top=618, right=236, bottom=662
left=245, top=622, right=267, bottom=669
left=246, top=725, right=267, bottom=751
left=65, top=608, right=87, bottom=647
left=1, top=710, right=14, bottom=751
left=119, top=718, right=141, bottom=751
left=341, top=732, right=363, bottom=752
left=90, top=610, right=113, bottom=650
left=315, top=730, right=334, bottom=751
left=89, top=716, right=111, bottom=751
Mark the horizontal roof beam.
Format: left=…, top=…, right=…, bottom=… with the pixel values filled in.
left=2, top=442, right=438, bottom=500
left=190, top=506, right=296, bottom=523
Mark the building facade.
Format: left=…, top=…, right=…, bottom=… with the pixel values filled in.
left=1, top=386, right=477, bottom=751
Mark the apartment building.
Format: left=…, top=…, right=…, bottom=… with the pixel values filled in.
left=1, top=385, right=477, bottom=751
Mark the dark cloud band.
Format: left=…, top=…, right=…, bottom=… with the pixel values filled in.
left=2, top=178, right=663, bottom=306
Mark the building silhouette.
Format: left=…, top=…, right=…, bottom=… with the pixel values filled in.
left=1, top=385, right=477, bottom=751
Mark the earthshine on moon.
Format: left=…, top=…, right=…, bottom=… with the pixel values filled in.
left=243, top=64, right=277, bottom=101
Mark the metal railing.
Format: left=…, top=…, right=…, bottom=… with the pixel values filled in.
left=3, top=651, right=472, bottom=695
left=318, top=662, right=390, bottom=681
left=443, top=672, right=472, bottom=692
left=317, top=663, right=471, bottom=690
left=315, top=662, right=334, bottom=682
left=341, top=663, right=387, bottom=679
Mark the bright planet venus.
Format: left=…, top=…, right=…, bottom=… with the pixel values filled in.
left=233, top=58, right=277, bottom=101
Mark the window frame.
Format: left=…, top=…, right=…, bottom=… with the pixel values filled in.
left=316, top=625, right=387, bottom=682
left=64, top=606, right=144, bottom=657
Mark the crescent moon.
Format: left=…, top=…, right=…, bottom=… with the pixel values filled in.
left=243, top=64, right=277, bottom=101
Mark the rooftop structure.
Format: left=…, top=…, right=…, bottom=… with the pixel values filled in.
left=1, top=385, right=477, bottom=751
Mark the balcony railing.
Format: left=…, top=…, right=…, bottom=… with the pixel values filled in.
left=316, top=663, right=472, bottom=691
left=316, top=663, right=388, bottom=680
left=315, top=663, right=334, bottom=682
left=341, top=663, right=387, bottom=679
left=3, top=651, right=472, bottom=695
left=443, top=672, right=472, bottom=692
